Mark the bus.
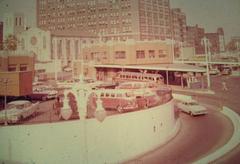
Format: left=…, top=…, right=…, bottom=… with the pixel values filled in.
left=114, top=71, right=164, bottom=84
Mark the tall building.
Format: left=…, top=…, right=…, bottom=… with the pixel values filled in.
left=186, top=24, right=205, bottom=55
left=171, top=8, right=187, bottom=44
left=37, top=0, right=172, bottom=41
left=0, top=22, right=3, bottom=49
left=3, top=13, right=25, bottom=39
left=205, top=27, right=225, bottom=54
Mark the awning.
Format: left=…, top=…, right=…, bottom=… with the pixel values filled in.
left=94, top=63, right=206, bottom=73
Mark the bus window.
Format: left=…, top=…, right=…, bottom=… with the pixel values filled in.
left=111, top=93, right=115, bottom=98
left=116, top=93, right=122, bottom=97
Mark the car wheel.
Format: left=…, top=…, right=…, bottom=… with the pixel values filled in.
left=117, top=106, right=123, bottom=113
left=144, top=100, right=149, bottom=109
left=190, top=111, right=194, bottom=116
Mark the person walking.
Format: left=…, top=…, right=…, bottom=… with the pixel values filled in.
left=222, top=80, right=228, bottom=91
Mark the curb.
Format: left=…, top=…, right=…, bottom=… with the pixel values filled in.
left=194, top=106, right=240, bottom=164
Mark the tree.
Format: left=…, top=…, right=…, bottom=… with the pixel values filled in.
left=3, top=34, right=18, bottom=51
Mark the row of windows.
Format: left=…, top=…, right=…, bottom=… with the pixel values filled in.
left=113, top=49, right=168, bottom=59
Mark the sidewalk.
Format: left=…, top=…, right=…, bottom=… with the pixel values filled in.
left=170, top=85, right=215, bottom=95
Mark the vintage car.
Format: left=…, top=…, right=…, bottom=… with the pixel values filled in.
left=176, top=100, right=208, bottom=116
left=91, top=89, right=138, bottom=113
left=134, top=90, right=160, bottom=109
left=0, top=100, right=40, bottom=124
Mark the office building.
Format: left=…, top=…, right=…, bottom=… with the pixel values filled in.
left=171, top=8, right=187, bottom=44
left=205, top=27, right=225, bottom=54
left=186, top=24, right=205, bottom=55
left=37, top=0, right=172, bottom=41
left=0, top=22, right=3, bottom=50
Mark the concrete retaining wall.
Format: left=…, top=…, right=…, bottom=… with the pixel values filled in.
left=0, top=100, right=178, bottom=164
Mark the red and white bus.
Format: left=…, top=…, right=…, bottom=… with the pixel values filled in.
left=114, top=71, right=164, bottom=84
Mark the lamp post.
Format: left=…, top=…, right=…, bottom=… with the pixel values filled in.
left=202, top=37, right=211, bottom=88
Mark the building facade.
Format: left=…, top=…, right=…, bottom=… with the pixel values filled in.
left=18, top=27, right=51, bottom=62
left=0, top=53, right=34, bottom=96
left=73, top=40, right=173, bottom=79
left=37, top=0, right=172, bottom=41
left=0, top=53, right=34, bottom=73
left=205, top=27, right=225, bottom=54
left=3, top=13, right=25, bottom=39
left=171, top=8, right=187, bottom=44
left=51, top=30, right=98, bottom=68
left=186, top=24, right=205, bottom=55
left=0, top=22, right=3, bottom=50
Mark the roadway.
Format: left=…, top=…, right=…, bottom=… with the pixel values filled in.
left=125, top=102, right=232, bottom=163
left=125, top=75, right=240, bottom=163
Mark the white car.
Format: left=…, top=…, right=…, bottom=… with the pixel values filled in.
left=0, top=100, right=40, bottom=124
left=209, top=69, right=219, bottom=75
left=176, top=100, right=208, bottom=116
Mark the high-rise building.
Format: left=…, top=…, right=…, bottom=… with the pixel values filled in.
left=171, top=8, right=187, bottom=44
left=37, top=0, right=172, bottom=41
left=0, top=22, right=3, bottom=49
left=205, top=27, right=225, bottom=54
left=186, top=24, right=205, bottom=55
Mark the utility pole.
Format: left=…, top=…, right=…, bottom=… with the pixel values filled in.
left=202, top=37, right=211, bottom=88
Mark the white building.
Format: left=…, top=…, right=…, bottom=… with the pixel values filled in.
left=18, top=27, right=51, bottom=62
left=3, top=12, right=25, bottom=39
left=51, top=30, right=98, bottom=67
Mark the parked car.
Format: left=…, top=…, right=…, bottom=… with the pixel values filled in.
left=176, top=100, right=208, bottom=116
left=209, top=68, right=219, bottom=75
left=0, top=100, right=39, bottom=124
left=134, top=90, right=160, bottom=109
left=221, top=67, right=232, bottom=75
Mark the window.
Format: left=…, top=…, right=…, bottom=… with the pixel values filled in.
left=20, top=64, right=27, bottom=71
left=115, top=51, right=126, bottom=59
left=136, top=50, right=145, bottom=59
left=149, top=50, right=155, bottom=58
left=8, top=64, right=17, bottom=72
left=158, top=50, right=167, bottom=58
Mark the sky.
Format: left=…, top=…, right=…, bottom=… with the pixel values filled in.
left=0, top=0, right=239, bottom=42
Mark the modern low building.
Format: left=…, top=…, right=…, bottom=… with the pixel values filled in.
left=74, top=40, right=206, bottom=88
left=0, top=71, right=33, bottom=96
left=0, top=52, right=34, bottom=96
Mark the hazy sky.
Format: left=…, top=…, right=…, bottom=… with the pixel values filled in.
left=0, top=0, right=239, bottom=42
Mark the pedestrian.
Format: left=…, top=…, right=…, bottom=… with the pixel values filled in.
left=54, top=97, right=61, bottom=115
left=222, top=81, right=228, bottom=91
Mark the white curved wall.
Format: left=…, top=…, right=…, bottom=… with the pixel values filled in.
left=0, top=99, right=179, bottom=164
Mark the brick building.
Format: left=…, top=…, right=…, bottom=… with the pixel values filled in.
left=205, top=27, right=225, bottom=54
left=0, top=22, right=3, bottom=50
left=186, top=24, right=205, bottom=55
left=171, top=8, right=187, bottom=44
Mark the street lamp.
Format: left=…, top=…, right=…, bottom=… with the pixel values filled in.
left=201, top=37, right=211, bottom=88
